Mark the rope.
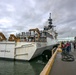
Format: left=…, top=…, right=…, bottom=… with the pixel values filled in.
left=61, top=51, right=74, bottom=62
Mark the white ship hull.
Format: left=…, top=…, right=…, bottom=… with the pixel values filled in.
left=15, top=40, right=57, bottom=61
left=0, top=41, right=57, bottom=61
left=0, top=41, right=15, bottom=59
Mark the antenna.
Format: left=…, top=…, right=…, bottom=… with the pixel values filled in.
left=48, top=13, right=56, bottom=29
left=44, top=13, right=56, bottom=30
left=49, top=13, right=51, bottom=19
left=48, top=13, right=52, bottom=24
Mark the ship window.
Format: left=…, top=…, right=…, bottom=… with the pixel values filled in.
left=39, top=37, right=47, bottom=42
left=50, top=35, right=53, bottom=39
left=47, top=33, right=54, bottom=39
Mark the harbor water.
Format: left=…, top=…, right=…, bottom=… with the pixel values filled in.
left=0, top=56, right=47, bottom=75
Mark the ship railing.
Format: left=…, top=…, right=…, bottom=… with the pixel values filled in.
left=15, top=44, right=34, bottom=48
left=52, top=47, right=56, bottom=55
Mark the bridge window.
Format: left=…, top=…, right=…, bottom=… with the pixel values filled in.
left=47, top=33, right=54, bottom=39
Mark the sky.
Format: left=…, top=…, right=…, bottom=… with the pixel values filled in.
left=0, top=0, right=76, bottom=38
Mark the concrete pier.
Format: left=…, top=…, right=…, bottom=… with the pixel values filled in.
left=49, top=50, right=76, bottom=75
left=40, top=47, right=76, bottom=75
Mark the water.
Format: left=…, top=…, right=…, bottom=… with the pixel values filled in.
left=0, top=57, right=47, bottom=75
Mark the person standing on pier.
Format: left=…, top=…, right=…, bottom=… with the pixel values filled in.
left=65, top=41, right=71, bottom=53
left=61, top=42, right=66, bottom=52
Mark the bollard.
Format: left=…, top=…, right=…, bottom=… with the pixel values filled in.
left=52, top=48, right=56, bottom=55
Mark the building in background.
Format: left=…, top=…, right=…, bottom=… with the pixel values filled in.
left=58, top=37, right=74, bottom=42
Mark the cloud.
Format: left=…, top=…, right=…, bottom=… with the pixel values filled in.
left=0, top=0, right=76, bottom=38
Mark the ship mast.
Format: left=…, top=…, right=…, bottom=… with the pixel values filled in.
left=44, top=13, right=55, bottom=30
left=48, top=13, right=54, bottom=30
